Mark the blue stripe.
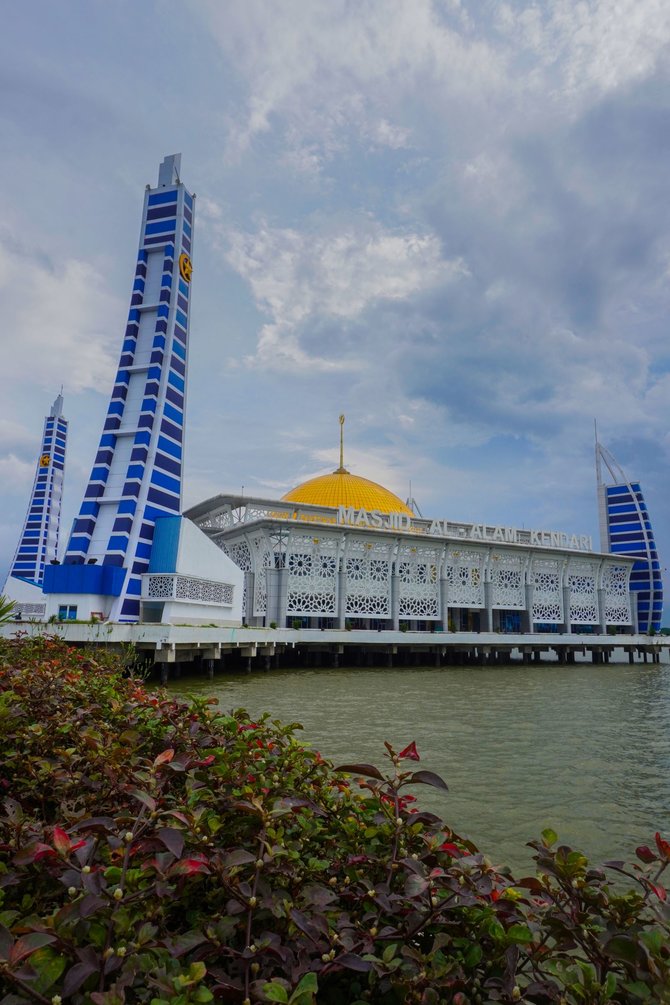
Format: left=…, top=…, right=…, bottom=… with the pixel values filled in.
left=168, top=371, right=184, bottom=392
left=148, top=190, right=178, bottom=206
left=145, top=219, right=176, bottom=235
left=158, top=433, right=182, bottom=458
left=151, top=469, right=181, bottom=494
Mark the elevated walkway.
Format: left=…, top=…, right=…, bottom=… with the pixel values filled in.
left=1, top=623, right=667, bottom=678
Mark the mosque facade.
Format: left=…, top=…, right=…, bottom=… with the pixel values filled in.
left=185, top=467, right=637, bottom=634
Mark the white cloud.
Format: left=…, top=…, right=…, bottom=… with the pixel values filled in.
left=196, top=0, right=504, bottom=158
left=225, top=217, right=467, bottom=369
left=0, top=235, right=120, bottom=395
left=0, top=454, right=35, bottom=491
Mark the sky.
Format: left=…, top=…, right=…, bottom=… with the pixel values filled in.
left=1, top=0, right=669, bottom=615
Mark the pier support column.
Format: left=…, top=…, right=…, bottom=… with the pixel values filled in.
left=483, top=582, right=493, bottom=633
left=206, top=659, right=215, bottom=680
left=266, top=568, right=286, bottom=628
left=596, top=588, right=606, bottom=635
left=391, top=568, right=400, bottom=632
left=521, top=583, right=533, bottom=634
left=439, top=578, right=450, bottom=632
left=562, top=586, right=572, bottom=635
left=337, top=567, right=347, bottom=630
left=331, top=651, right=339, bottom=668
left=160, top=664, right=170, bottom=684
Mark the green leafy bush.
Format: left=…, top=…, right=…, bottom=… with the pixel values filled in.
left=0, top=634, right=669, bottom=1004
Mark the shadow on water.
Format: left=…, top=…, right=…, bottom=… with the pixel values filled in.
left=167, top=660, right=670, bottom=873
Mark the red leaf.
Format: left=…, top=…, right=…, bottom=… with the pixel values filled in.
left=398, top=741, right=420, bottom=761
left=9, top=933, right=56, bottom=964
left=53, top=826, right=71, bottom=855
left=170, top=857, right=211, bottom=876
left=655, top=832, right=670, bottom=860
left=408, top=769, right=449, bottom=793
left=156, top=827, right=185, bottom=859
left=334, top=763, right=384, bottom=781
left=336, top=952, right=373, bottom=972
left=62, top=960, right=99, bottom=996
left=154, top=748, right=175, bottom=767
left=193, top=754, right=216, bottom=767
left=650, top=882, right=667, bottom=901
left=636, top=845, right=656, bottom=864
left=14, top=842, right=57, bottom=865
left=439, top=842, right=461, bottom=857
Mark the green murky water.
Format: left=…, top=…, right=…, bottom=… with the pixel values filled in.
left=168, top=659, right=670, bottom=873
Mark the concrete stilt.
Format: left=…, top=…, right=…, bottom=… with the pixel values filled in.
left=160, top=664, right=169, bottom=685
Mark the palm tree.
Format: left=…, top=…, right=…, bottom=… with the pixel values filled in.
left=0, top=595, right=17, bottom=624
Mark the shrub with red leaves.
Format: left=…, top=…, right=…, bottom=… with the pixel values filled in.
left=0, top=634, right=669, bottom=1004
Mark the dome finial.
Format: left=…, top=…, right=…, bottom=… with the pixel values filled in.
left=336, top=414, right=348, bottom=474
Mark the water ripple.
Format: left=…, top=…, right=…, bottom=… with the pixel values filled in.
left=169, top=660, right=670, bottom=872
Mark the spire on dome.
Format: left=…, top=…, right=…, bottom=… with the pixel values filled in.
left=335, top=414, right=349, bottom=474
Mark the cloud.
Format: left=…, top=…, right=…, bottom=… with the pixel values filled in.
left=0, top=231, right=120, bottom=395
left=225, top=216, right=467, bottom=369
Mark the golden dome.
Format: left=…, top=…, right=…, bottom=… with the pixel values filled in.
left=282, top=469, right=412, bottom=515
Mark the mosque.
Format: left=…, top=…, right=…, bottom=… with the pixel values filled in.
left=2, top=156, right=662, bottom=635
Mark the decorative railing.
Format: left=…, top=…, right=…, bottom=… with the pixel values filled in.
left=142, top=574, right=234, bottom=606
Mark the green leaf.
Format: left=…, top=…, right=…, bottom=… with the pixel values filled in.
left=30, top=946, right=67, bottom=994
left=188, top=962, right=207, bottom=983
left=603, top=972, right=617, bottom=1000
left=605, top=935, right=639, bottom=964
left=507, top=924, right=533, bottom=944
left=541, top=828, right=558, bottom=846
left=292, top=972, right=318, bottom=996
left=382, top=943, right=397, bottom=963
left=622, top=981, right=651, bottom=1000
left=263, top=982, right=289, bottom=1003
left=465, top=943, right=483, bottom=967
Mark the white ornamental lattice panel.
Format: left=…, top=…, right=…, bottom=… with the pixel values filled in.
left=16, top=603, right=47, bottom=617
left=221, top=539, right=252, bottom=617
left=602, top=562, right=631, bottom=625
left=344, top=537, right=392, bottom=616
left=490, top=552, right=525, bottom=609
left=568, top=561, right=598, bottom=624
left=144, top=575, right=234, bottom=606
left=145, top=575, right=175, bottom=598
left=444, top=549, right=485, bottom=608
left=174, top=576, right=234, bottom=605
left=286, top=532, right=338, bottom=616
left=531, top=558, right=562, bottom=623
left=248, top=531, right=273, bottom=616
left=397, top=542, right=440, bottom=618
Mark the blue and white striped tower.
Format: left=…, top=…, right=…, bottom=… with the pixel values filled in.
left=63, top=155, right=195, bottom=621
left=2, top=394, right=67, bottom=614
left=596, top=433, right=664, bottom=633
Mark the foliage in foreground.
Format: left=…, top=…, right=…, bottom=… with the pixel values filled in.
left=0, top=635, right=669, bottom=1005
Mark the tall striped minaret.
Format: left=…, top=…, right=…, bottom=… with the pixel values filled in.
left=3, top=393, right=67, bottom=596
left=596, top=432, right=664, bottom=633
left=63, top=154, right=194, bottom=621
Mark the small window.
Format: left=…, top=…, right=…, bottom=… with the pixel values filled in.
left=58, top=605, right=78, bottom=621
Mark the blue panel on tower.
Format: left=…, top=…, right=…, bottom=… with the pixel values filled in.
left=148, top=516, right=182, bottom=573
left=43, top=563, right=126, bottom=596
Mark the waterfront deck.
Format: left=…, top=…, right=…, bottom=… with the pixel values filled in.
left=1, top=622, right=667, bottom=677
